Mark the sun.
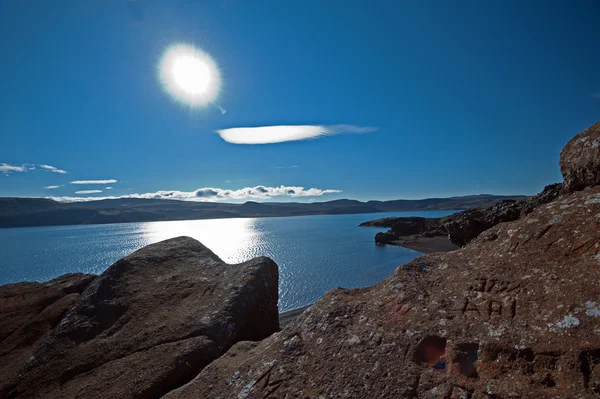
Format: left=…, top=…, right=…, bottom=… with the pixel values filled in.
left=158, top=44, right=221, bottom=107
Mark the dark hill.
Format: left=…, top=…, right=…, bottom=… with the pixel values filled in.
left=0, top=194, right=526, bottom=228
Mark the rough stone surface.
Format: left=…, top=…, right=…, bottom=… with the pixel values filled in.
left=520, top=183, right=564, bottom=216
left=166, top=188, right=600, bottom=399
left=445, top=200, right=523, bottom=247
left=0, top=273, right=96, bottom=392
left=367, top=184, right=564, bottom=249
left=1, top=237, right=279, bottom=399
left=446, top=184, right=564, bottom=247
left=560, top=121, right=600, bottom=192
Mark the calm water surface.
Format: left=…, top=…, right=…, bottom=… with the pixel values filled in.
left=0, top=211, right=455, bottom=311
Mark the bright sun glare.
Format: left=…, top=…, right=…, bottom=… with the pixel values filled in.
left=158, top=44, right=221, bottom=107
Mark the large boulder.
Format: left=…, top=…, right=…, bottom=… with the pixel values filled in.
left=0, top=273, right=96, bottom=391
left=560, top=121, right=600, bottom=192
left=446, top=200, right=522, bottom=247
left=165, top=187, right=600, bottom=399
left=1, top=237, right=279, bottom=399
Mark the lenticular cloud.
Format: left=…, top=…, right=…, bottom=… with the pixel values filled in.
left=216, top=124, right=377, bottom=145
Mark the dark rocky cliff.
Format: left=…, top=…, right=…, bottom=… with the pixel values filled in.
left=363, top=183, right=563, bottom=248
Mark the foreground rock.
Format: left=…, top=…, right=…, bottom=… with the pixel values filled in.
left=166, top=186, right=600, bottom=399
left=560, top=121, right=600, bottom=192
left=1, top=237, right=279, bottom=399
left=0, top=273, right=96, bottom=392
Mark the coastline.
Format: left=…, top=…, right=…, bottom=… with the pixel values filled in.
left=276, top=235, right=456, bottom=328
left=279, top=305, right=311, bottom=328
left=388, top=235, right=459, bottom=254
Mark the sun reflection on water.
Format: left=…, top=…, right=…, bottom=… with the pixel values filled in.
left=139, top=218, right=261, bottom=264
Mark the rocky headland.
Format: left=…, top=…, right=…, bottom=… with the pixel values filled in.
left=361, top=183, right=563, bottom=253
left=0, top=121, right=599, bottom=398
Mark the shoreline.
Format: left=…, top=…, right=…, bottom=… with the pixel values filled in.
left=385, top=235, right=459, bottom=254
left=279, top=305, right=311, bottom=328
left=0, top=209, right=460, bottom=231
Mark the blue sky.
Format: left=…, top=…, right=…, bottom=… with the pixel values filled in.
left=1, top=0, right=599, bottom=202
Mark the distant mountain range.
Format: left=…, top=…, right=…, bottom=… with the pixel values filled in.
left=0, top=195, right=527, bottom=228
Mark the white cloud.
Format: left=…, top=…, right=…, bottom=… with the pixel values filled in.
left=0, top=163, right=27, bottom=174
left=40, top=164, right=68, bottom=174
left=70, top=179, right=117, bottom=185
left=216, top=124, right=377, bottom=144
left=105, top=186, right=113, bottom=190
left=44, top=185, right=61, bottom=189
left=275, top=165, right=300, bottom=169
left=48, top=185, right=342, bottom=203
left=74, top=190, right=103, bottom=194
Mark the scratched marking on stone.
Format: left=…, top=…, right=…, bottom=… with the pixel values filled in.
left=201, top=285, right=216, bottom=297
left=461, top=298, right=517, bottom=320
left=580, top=349, right=600, bottom=390
left=254, top=364, right=286, bottom=399
left=468, top=278, right=520, bottom=294
left=563, top=237, right=599, bottom=257
left=463, top=278, right=520, bottom=321
left=536, top=225, right=553, bottom=240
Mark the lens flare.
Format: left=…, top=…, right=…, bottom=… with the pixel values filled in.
left=158, top=43, right=221, bottom=107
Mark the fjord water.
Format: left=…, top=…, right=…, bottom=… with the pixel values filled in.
left=0, top=211, right=455, bottom=311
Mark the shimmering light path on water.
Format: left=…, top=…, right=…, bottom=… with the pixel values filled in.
left=0, top=211, right=455, bottom=311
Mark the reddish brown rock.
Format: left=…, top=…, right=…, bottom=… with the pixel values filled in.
left=445, top=199, right=523, bottom=247
left=166, top=188, right=600, bottom=399
left=0, top=273, right=95, bottom=392
left=560, top=120, right=600, bottom=192
left=1, top=237, right=279, bottom=399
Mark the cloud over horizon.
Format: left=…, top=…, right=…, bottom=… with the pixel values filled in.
left=70, top=179, right=118, bottom=185
left=40, top=164, right=68, bottom=174
left=0, top=163, right=27, bottom=174
left=48, top=185, right=341, bottom=203
left=44, top=185, right=61, bottom=189
left=74, top=190, right=103, bottom=194
left=216, top=124, right=377, bottom=144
